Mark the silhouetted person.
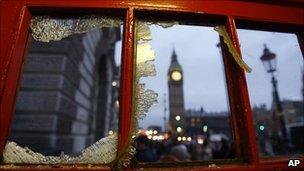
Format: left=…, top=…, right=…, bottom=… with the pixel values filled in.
left=213, top=138, right=230, bottom=159
left=190, top=143, right=203, bottom=160
left=167, top=137, right=191, bottom=161
left=202, top=140, right=213, bottom=160
left=134, top=135, right=158, bottom=162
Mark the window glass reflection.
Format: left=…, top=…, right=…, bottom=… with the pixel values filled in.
left=238, top=29, right=304, bottom=156
left=136, top=23, right=235, bottom=163
left=6, top=16, right=122, bottom=164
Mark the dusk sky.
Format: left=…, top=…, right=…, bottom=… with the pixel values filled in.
left=115, top=24, right=303, bottom=130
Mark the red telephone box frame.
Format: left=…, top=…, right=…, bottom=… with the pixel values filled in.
left=0, top=1, right=303, bottom=170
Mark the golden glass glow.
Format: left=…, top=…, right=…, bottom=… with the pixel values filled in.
left=146, top=130, right=153, bottom=135
left=177, top=137, right=182, bottom=141
left=171, top=71, right=182, bottom=81
left=108, top=130, right=114, bottom=135
left=115, top=100, right=119, bottom=108
left=176, top=127, right=182, bottom=133
left=197, top=138, right=204, bottom=144
left=111, top=81, right=117, bottom=87
left=187, top=137, right=192, bottom=141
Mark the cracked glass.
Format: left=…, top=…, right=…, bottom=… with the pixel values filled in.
left=4, top=15, right=123, bottom=164
left=134, top=21, right=236, bottom=164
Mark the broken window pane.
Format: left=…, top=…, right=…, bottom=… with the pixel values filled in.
left=4, top=15, right=122, bottom=164
left=238, top=29, right=304, bottom=157
left=134, top=22, right=235, bottom=163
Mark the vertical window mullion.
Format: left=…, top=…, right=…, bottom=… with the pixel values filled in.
left=118, top=8, right=135, bottom=153
left=0, top=5, right=30, bottom=161
left=297, top=32, right=304, bottom=58
left=220, top=16, right=259, bottom=165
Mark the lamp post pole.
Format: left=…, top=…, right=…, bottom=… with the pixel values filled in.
left=260, top=44, right=287, bottom=139
left=270, top=72, right=287, bottom=138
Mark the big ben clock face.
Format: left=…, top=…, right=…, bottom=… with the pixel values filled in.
left=171, top=71, right=182, bottom=81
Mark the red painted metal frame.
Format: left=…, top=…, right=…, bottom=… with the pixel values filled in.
left=23, top=0, right=304, bottom=25
left=0, top=1, right=31, bottom=160
left=0, top=0, right=304, bottom=170
left=118, top=8, right=134, bottom=152
left=220, top=16, right=259, bottom=165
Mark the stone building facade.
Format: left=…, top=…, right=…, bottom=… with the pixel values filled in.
left=9, top=27, right=121, bottom=155
left=185, top=108, right=231, bottom=138
left=167, top=49, right=231, bottom=138
left=167, top=49, right=185, bottom=134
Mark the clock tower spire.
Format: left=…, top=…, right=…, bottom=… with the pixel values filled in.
left=168, top=48, right=185, bottom=134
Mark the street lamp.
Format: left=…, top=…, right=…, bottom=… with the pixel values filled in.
left=260, top=44, right=287, bottom=138
left=260, top=44, right=277, bottom=73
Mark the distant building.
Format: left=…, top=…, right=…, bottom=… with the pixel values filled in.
left=282, top=100, right=304, bottom=125
left=282, top=100, right=304, bottom=152
left=252, top=104, right=272, bottom=144
left=252, top=100, right=304, bottom=154
left=147, top=126, right=162, bottom=133
left=184, top=108, right=231, bottom=138
left=252, top=104, right=271, bottom=132
left=167, top=49, right=231, bottom=138
left=253, top=100, right=303, bottom=134
left=167, top=48, right=185, bottom=134
left=10, top=27, right=121, bottom=155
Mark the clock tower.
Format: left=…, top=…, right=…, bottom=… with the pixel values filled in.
left=168, top=48, right=185, bottom=134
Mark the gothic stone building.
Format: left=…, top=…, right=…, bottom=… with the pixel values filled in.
left=167, top=49, right=185, bottom=134
left=184, top=109, right=231, bottom=138
left=9, top=27, right=120, bottom=155
left=167, top=49, right=231, bottom=138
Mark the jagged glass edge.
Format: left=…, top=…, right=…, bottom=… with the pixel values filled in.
left=3, top=133, right=118, bottom=164
left=117, top=21, right=159, bottom=168
left=30, top=15, right=178, bottom=43
left=3, top=18, right=163, bottom=166
left=30, top=15, right=123, bottom=42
